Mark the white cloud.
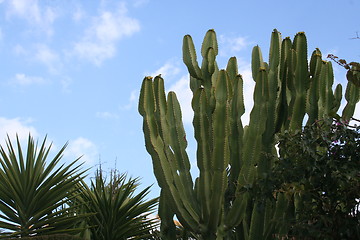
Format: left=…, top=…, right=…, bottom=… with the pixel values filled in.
left=12, top=73, right=46, bottom=86
left=148, top=61, right=181, bottom=79
left=72, top=5, right=86, bottom=22
left=132, top=0, right=149, bottom=8
left=121, top=90, right=138, bottom=110
left=12, top=44, right=62, bottom=74
left=0, top=117, right=39, bottom=146
left=168, top=75, right=193, bottom=124
left=6, top=0, right=58, bottom=36
left=34, top=44, right=61, bottom=74
left=64, top=137, right=98, bottom=166
left=13, top=44, right=27, bottom=55
left=219, top=34, right=251, bottom=56
left=96, top=111, right=119, bottom=119
left=73, top=3, right=140, bottom=65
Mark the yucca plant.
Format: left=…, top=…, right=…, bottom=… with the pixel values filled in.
left=77, top=169, right=158, bottom=240
left=0, top=135, right=87, bottom=239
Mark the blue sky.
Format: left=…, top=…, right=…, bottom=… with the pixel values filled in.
left=0, top=0, right=359, bottom=199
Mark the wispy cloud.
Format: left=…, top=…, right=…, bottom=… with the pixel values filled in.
left=73, top=3, right=140, bottom=65
left=72, top=4, right=86, bottom=22
left=64, top=137, right=98, bottom=166
left=11, top=73, right=47, bottom=86
left=13, top=44, right=27, bottom=55
left=96, top=111, right=119, bottom=119
left=5, top=0, right=58, bottom=36
left=12, top=43, right=62, bottom=74
left=121, top=90, right=138, bottom=110
left=219, top=34, right=251, bottom=57
left=0, top=117, right=39, bottom=146
left=131, top=0, right=149, bottom=8
left=148, top=61, right=181, bottom=79
left=34, top=44, right=62, bottom=74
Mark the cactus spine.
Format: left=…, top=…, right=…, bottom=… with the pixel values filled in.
left=139, top=29, right=359, bottom=239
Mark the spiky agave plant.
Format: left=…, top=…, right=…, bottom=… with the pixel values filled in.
left=0, top=135, right=87, bottom=238
left=77, top=169, right=158, bottom=240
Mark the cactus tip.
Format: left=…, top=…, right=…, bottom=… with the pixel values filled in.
left=145, top=76, right=153, bottom=80
left=273, top=29, right=281, bottom=34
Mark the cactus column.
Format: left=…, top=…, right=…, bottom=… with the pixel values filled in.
left=139, top=29, right=359, bottom=239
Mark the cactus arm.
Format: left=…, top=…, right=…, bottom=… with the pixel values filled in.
left=208, top=70, right=231, bottom=231
left=263, top=29, right=281, bottom=145
left=332, top=84, right=342, bottom=114
left=183, top=35, right=202, bottom=79
left=159, top=189, right=177, bottom=239
left=192, top=88, right=212, bottom=220
left=153, top=76, right=169, bottom=141
left=289, top=32, right=309, bottom=130
left=166, top=92, right=198, bottom=206
left=200, top=30, right=218, bottom=97
left=226, top=57, right=239, bottom=85
left=306, top=49, right=322, bottom=124
left=248, top=203, right=265, bottom=240
left=275, top=37, right=292, bottom=132
left=238, top=68, right=268, bottom=186
left=224, top=192, right=249, bottom=229
left=229, top=73, right=245, bottom=187
left=293, top=32, right=309, bottom=94
left=190, top=75, right=202, bottom=93
left=201, top=29, right=218, bottom=58
left=280, top=37, right=292, bottom=81
left=322, top=62, right=335, bottom=116
left=272, top=193, right=290, bottom=236
left=201, top=48, right=217, bottom=92
left=206, top=48, right=216, bottom=75
left=342, top=81, right=360, bottom=120
left=139, top=77, right=200, bottom=230
left=251, top=46, right=265, bottom=82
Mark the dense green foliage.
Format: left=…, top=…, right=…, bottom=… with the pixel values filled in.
left=271, top=118, right=360, bottom=239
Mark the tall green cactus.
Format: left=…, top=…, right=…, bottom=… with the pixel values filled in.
left=139, top=29, right=360, bottom=239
